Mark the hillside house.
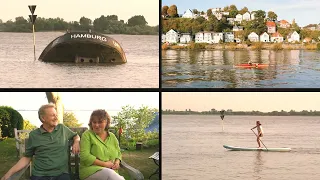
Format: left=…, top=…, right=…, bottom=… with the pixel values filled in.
left=279, top=20, right=290, bottom=28
left=271, top=32, right=284, bottom=43
left=235, top=14, right=243, bottom=22
left=287, top=31, right=300, bottom=43
left=248, top=32, right=259, bottom=42
left=266, top=21, right=276, bottom=33
left=165, top=29, right=180, bottom=43
left=224, top=32, right=234, bottom=42
left=182, top=9, right=195, bottom=18
left=195, top=32, right=205, bottom=43
left=260, top=32, right=270, bottom=42
left=180, top=33, right=192, bottom=43
left=242, top=12, right=251, bottom=21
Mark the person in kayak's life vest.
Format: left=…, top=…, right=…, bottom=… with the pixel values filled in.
left=251, top=121, right=264, bottom=148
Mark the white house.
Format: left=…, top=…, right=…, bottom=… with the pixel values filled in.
left=227, top=18, right=235, bottom=25
left=212, top=33, right=224, bottom=43
left=287, top=31, right=300, bottom=43
left=162, top=34, right=166, bottom=43
left=235, top=14, right=243, bottom=22
left=165, top=29, right=180, bottom=43
left=260, top=32, right=270, bottom=42
left=180, top=33, right=192, bottom=43
left=204, top=31, right=213, bottom=43
left=182, top=9, right=195, bottom=18
left=224, top=32, right=234, bottom=42
left=248, top=32, right=259, bottom=42
left=271, top=32, right=283, bottom=43
left=195, top=32, right=204, bottom=43
left=242, top=12, right=251, bottom=21
left=214, top=12, right=223, bottom=20
left=232, top=25, right=243, bottom=31
left=251, top=12, right=256, bottom=20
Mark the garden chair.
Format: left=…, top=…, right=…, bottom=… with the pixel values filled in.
left=148, top=152, right=159, bottom=179
left=8, top=127, right=144, bottom=180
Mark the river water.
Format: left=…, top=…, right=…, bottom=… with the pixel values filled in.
left=0, top=32, right=159, bottom=88
left=163, top=115, right=320, bottom=180
left=162, top=50, right=320, bottom=88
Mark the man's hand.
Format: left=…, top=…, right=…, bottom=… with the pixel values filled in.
left=1, top=173, right=11, bottom=180
left=72, top=135, right=80, bottom=154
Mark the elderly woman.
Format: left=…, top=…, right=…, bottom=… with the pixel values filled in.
left=80, top=109, right=124, bottom=180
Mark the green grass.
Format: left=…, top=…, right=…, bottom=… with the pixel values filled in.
left=0, top=138, right=20, bottom=176
left=0, top=138, right=159, bottom=180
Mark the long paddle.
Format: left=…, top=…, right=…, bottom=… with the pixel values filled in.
left=251, top=129, right=268, bottom=151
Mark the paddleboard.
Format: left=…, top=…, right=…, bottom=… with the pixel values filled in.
left=223, top=145, right=291, bottom=152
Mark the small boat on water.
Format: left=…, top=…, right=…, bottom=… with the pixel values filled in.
left=223, top=145, right=291, bottom=152
left=234, top=63, right=269, bottom=68
left=39, top=31, right=127, bottom=63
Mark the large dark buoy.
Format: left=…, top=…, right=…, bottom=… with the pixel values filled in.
left=39, top=31, right=127, bottom=63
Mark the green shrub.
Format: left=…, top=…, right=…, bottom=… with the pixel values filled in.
left=317, top=43, right=320, bottom=50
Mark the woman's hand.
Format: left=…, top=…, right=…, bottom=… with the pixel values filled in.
left=112, top=160, right=120, bottom=170
left=104, top=161, right=114, bottom=168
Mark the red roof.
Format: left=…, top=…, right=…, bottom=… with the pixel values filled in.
left=266, top=21, right=276, bottom=27
left=272, top=32, right=283, bottom=37
left=280, top=20, right=289, bottom=24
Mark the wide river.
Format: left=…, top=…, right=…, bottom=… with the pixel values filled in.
left=163, top=115, right=320, bottom=180
left=162, top=50, right=320, bottom=88
left=0, top=32, right=159, bottom=88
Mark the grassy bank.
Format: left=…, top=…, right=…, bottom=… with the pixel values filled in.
left=0, top=138, right=159, bottom=180
left=162, top=42, right=319, bottom=51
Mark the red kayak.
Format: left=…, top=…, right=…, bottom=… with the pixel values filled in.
left=234, top=63, right=269, bottom=68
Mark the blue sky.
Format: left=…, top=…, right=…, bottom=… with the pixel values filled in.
left=162, top=0, right=319, bottom=27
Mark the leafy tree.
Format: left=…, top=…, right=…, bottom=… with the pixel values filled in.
left=168, top=5, right=178, bottom=17
left=112, top=105, right=158, bottom=149
left=267, top=11, right=278, bottom=21
left=79, top=16, right=92, bottom=26
left=63, top=112, right=82, bottom=128
left=239, top=7, right=249, bottom=15
left=23, top=119, right=37, bottom=130
left=0, top=108, right=10, bottom=138
left=127, top=15, right=148, bottom=26
left=207, top=9, right=213, bottom=17
left=106, top=15, right=118, bottom=21
left=0, top=106, right=23, bottom=138
left=229, top=5, right=239, bottom=18
left=162, top=6, right=169, bottom=16
left=193, top=9, right=199, bottom=15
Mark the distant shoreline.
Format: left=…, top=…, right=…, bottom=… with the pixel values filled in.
left=0, top=31, right=158, bottom=35
left=163, top=114, right=320, bottom=116
left=162, top=42, right=319, bottom=50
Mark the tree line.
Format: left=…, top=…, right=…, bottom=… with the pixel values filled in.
left=162, top=4, right=320, bottom=41
left=162, top=109, right=320, bottom=116
left=0, top=15, right=158, bottom=35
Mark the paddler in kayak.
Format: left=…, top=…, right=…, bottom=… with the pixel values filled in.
left=248, top=60, right=259, bottom=67
left=251, top=121, right=264, bottom=148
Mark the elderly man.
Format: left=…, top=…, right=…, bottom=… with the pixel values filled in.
left=1, top=103, right=80, bottom=180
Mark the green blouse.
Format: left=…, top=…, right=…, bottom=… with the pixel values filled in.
left=79, top=130, right=122, bottom=180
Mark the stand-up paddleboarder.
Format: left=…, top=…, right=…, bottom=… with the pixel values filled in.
left=251, top=121, right=264, bottom=148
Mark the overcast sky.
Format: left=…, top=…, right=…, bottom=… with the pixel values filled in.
left=1, top=0, right=159, bottom=26
left=162, top=92, right=320, bottom=112
left=163, top=0, right=318, bottom=27
left=0, top=92, right=159, bottom=127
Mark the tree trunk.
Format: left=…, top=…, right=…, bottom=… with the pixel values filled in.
left=46, top=92, right=64, bottom=124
